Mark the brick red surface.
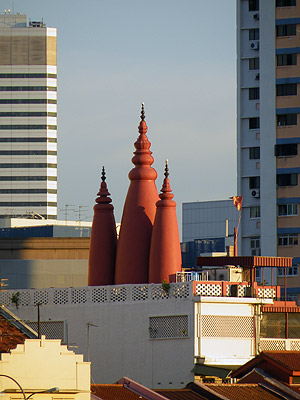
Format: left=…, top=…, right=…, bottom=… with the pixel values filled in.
left=206, top=384, right=285, bottom=400
left=0, top=315, right=29, bottom=353
left=91, top=384, right=149, bottom=400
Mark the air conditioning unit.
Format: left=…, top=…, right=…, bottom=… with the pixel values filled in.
left=251, top=189, right=260, bottom=198
left=253, top=13, right=259, bottom=20
left=255, top=73, right=260, bottom=80
left=250, top=41, right=259, bottom=50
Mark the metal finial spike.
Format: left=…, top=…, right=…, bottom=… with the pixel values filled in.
left=140, top=102, right=145, bottom=121
left=101, top=166, right=106, bottom=182
left=164, top=159, right=169, bottom=178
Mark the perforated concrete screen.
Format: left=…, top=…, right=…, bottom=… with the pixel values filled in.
left=149, top=315, right=189, bottom=339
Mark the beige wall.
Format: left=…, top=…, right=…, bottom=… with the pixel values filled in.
left=275, top=3, right=300, bottom=18
left=0, top=336, right=90, bottom=399
left=0, top=31, right=56, bottom=65
left=0, top=237, right=90, bottom=260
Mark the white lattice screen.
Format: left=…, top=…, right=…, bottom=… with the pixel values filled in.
left=291, top=341, right=300, bottom=351
left=149, top=315, right=189, bottom=339
left=195, top=284, right=222, bottom=297
left=259, top=339, right=285, bottom=351
left=0, top=282, right=192, bottom=307
left=200, top=315, right=254, bottom=338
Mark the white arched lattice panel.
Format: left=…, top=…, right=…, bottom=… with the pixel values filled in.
left=33, top=290, right=49, bottom=305
left=110, top=287, right=127, bottom=302
left=172, top=284, right=190, bottom=299
left=54, top=289, right=69, bottom=305
left=91, top=287, right=108, bottom=303
left=132, top=286, right=149, bottom=301
left=151, top=285, right=169, bottom=300
left=71, top=288, right=87, bottom=304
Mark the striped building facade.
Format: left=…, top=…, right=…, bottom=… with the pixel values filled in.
left=237, top=0, right=300, bottom=295
left=0, top=13, right=57, bottom=219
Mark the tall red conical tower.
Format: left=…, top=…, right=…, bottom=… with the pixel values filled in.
left=149, top=160, right=182, bottom=283
left=88, top=167, right=117, bottom=286
left=114, top=104, right=159, bottom=284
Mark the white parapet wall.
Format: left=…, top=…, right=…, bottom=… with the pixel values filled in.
left=4, top=283, right=195, bottom=389
left=2, top=282, right=274, bottom=388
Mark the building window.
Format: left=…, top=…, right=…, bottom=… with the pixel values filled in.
left=276, top=0, right=296, bottom=6
left=278, top=266, right=299, bottom=277
left=249, top=29, right=259, bottom=40
left=277, top=114, right=297, bottom=126
left=277, top=24, right=296, bottom=36
left=0, top=99, right=57, bottom=104
left=0, top=125, right=57, bottom=130
left=249, top=147, right=260, bottom=159
left=249, top=87, right=260, bottom=100
left=249, top=58, right=259, bottom=70
left=149, top=315, right=189, bottom=339
left=0, top=176, right=57, bottom=181
left=249, top=176, right=260, bottom=189
left=250, top=206, right=260, bottom=218
left=278, top=234, right=298, bottom=246
left=275, top=143, right=297, bottom=156
left=0, top=112, right=57, bottom=117
left=278, top=203, right=298, bottom=216
left=276, top=83, right=297, bottom=96
left=0, top=73, right=57, bottom=79
left=249, top=0, right=259, bottom=11
left=250, top=238, right=261, bottom=256
left=0, top=86, right=57, bottom=92
left=277, top=54, right=297, bottom=66
left=277, top=173, right=298, bottom=186
left=249, top=117, right=260, bottom=129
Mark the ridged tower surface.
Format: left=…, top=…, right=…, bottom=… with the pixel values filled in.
left=149, top=161, right=182, bottom=283
left=115, top=105, right=159, bottom=284
left=88, top=167, right=117, bottom=286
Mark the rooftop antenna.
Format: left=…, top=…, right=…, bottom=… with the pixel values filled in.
left=60, top=204, right=75, bottom=222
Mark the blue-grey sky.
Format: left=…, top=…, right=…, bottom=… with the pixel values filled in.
left=6, top=0, right=237, bottom=233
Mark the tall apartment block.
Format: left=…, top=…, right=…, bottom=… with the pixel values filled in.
left=237, top=0, right=300, bottom=286
left=0, top=13, right=57, bottom=219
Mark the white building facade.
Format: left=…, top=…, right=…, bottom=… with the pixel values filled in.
left=237, top=0, right=300, bottom=284
left=0, top=282, right=282, bottom=389
left=0, top=13, right=57, bottom=219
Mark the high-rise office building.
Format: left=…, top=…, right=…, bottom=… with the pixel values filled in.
left=237, top=0, right=300, bottom=284
left=0, top=12, right=57, bottom=219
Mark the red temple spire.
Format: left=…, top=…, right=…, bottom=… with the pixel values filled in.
left=88, top=167, right=117, bottom=286
left=149, top=160, right=182, bottom=283
left=114, top=104, right=159, bottom=284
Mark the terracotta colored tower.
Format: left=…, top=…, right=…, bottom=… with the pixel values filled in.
left=149, top=160, right=182, bottom=283
left=88, top=167, right=117, bottom=286
left=114, top=104, right=159, bottom=284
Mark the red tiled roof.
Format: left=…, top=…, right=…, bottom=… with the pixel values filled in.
left=0, top=315, right=29, bottom=353
left=264, top=351, right=300, bottom=372
left=91, top=384, right=149, bottom=400
left=156, top=389, right=208, bottom=400
left=206, top=383, right=286, bottom=400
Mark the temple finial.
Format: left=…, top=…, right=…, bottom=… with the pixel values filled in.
left=164, top=159, right=169, bottom=179
left=101, top=166, right=106, bottom=182
left=140, top=102, right=145, bottom=121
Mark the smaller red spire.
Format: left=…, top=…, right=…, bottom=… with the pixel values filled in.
left=88, top=167, right=117, bottom=286
left=149, top=161, right=182, bottom=283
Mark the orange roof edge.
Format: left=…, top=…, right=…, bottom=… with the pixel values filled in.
left=117, top=377, right=169, bottom=400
